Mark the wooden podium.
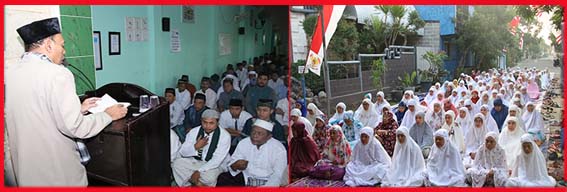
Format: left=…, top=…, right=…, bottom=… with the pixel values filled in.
left=82, top=83, right=171, bottom=186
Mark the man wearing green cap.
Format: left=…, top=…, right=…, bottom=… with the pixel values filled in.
left=172, top=109, right=230, bottom=187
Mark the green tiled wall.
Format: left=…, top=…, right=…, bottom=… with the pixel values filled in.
left=60, top=5, right=96, bottom=95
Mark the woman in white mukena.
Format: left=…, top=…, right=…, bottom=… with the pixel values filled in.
left=374, top=91, right=391, bottom=116
left=506, top=105, right=525, bottom=132
left=441, top=111, right=465, bottom=154
left=328, top=102, right=346, bottom=126
left=456, top=107, right=473, bottom=137
left=466, top=132, right=508, bottom=187
left=343, top=127, right=391, bottom=187
left=354, top=98, right=380, bottom=128
left=506, top=134, right=556, bottom=187
left=425, top=129, right=466, bottom=187
left=498, top=117, right=525, bottom=171
left=479, top=104, right=499, bottom=133
left=381, top=126, right=426, bottom=187
left=463, top=113, right=489, bottom=168
left=522, top=102, right=545, bottom=147
left=306, top=103, right=325, bottom=126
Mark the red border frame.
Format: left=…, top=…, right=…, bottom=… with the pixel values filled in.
left=1, top=1, right=565, bottom=192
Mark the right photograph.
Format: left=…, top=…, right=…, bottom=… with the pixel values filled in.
left=288, top=5, right=564, bottom=187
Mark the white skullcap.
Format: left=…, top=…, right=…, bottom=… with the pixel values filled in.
left=201, top=109, right=220, bottom=119
left=253, top=119, right=273, bottom=132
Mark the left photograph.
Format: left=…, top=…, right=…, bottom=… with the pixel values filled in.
left=4, top=5, right=290, bottom=187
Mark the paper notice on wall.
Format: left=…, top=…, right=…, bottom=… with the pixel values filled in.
left=125, top=17, right=148, bottom=42
left=219, top=33, right=232, bottom=56
left=170, top=29, right=181, bottom=52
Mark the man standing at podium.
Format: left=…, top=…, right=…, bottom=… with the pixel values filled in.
left=5, top=17, right=127, bottom=186
left=172, top=109, right=231, bottom=187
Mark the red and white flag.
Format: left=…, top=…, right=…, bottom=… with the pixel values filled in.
left=305, top=5, right=346, bottom=76
left=508, top=16, right=521, bottom=36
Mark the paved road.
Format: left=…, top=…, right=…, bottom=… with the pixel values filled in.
left=516, top=57, right=562, bottom=75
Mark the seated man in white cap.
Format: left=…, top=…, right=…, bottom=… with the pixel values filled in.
left=216, top=119, right=287, bottom=186
left=172, top=109, right=231, bottom=187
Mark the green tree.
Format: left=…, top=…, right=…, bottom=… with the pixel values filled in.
left=455, top=6, right=517, bottom=70
left=358, top=8, right=424, bottom=54
left=515, top=5, right=563, bottom=54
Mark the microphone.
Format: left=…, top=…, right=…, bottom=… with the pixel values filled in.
left=63, top=59, right=96, bottom=90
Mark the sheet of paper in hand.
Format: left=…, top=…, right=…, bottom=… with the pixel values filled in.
left=88, top=94, right=130, bottom=114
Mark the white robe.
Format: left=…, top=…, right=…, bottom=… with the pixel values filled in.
left=195, top=88, right=218, bottom=110
left=424, top=93, right=436, bottom=106
left=465, top=121, right=489, bottom=156
left=344, top=128, right=391, bottom=186
left=522, top=109, right=545, bottom=140
left=219, top=110, right=253, bottom=132
left=236, top=68, right=248, bottom=84
left=441, top=122, right=466, bottom=154
left=482, top=113, right=500, bottom=134
left=426, top=130, right=466, bottom=186
left=228, top=138, right=287, bottom=186
left=466, top=136, right=508, bottom=187
left=506, top=135, right=556, bottom=187
left=170, top=100, right=185, bottom=128
left=170, top=130, right=181, bottom=162
left=173, top=126, right=231, bottom=186
left=382, top=127, right=426, bottom=187
left=307, top=103, right=325, bottom=126
left=455, top=109, right=473, bottom=137
left=425, top=110, right=444, bottom=131
left=267, top=78, right=284, bottom=91
left=175, top=89, right=192, bottom=110
left=354, top=108, right=380, bottom=128
left=275, top=98, right=289, bottom=126
left=400, top=109, right=418, bottom=128
left=5, top=53, right=113, bottom=186
left=374, top=101, right=391, bottom=116
left=498, top=118, right=525, bottom=170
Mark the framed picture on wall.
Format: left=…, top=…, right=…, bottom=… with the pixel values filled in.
left=93, top=31, right=103, bottom=70
left=109, top=32, right=121, bottom=55
left=182, top=6, right=195, bottom=23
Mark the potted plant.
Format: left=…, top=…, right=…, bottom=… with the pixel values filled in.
left=398, top=71, right=417, bottom=91
left=422, top=51, right=449, bottom=85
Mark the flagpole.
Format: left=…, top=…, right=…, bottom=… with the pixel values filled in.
left=320, top=6, right=332, bottom=116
